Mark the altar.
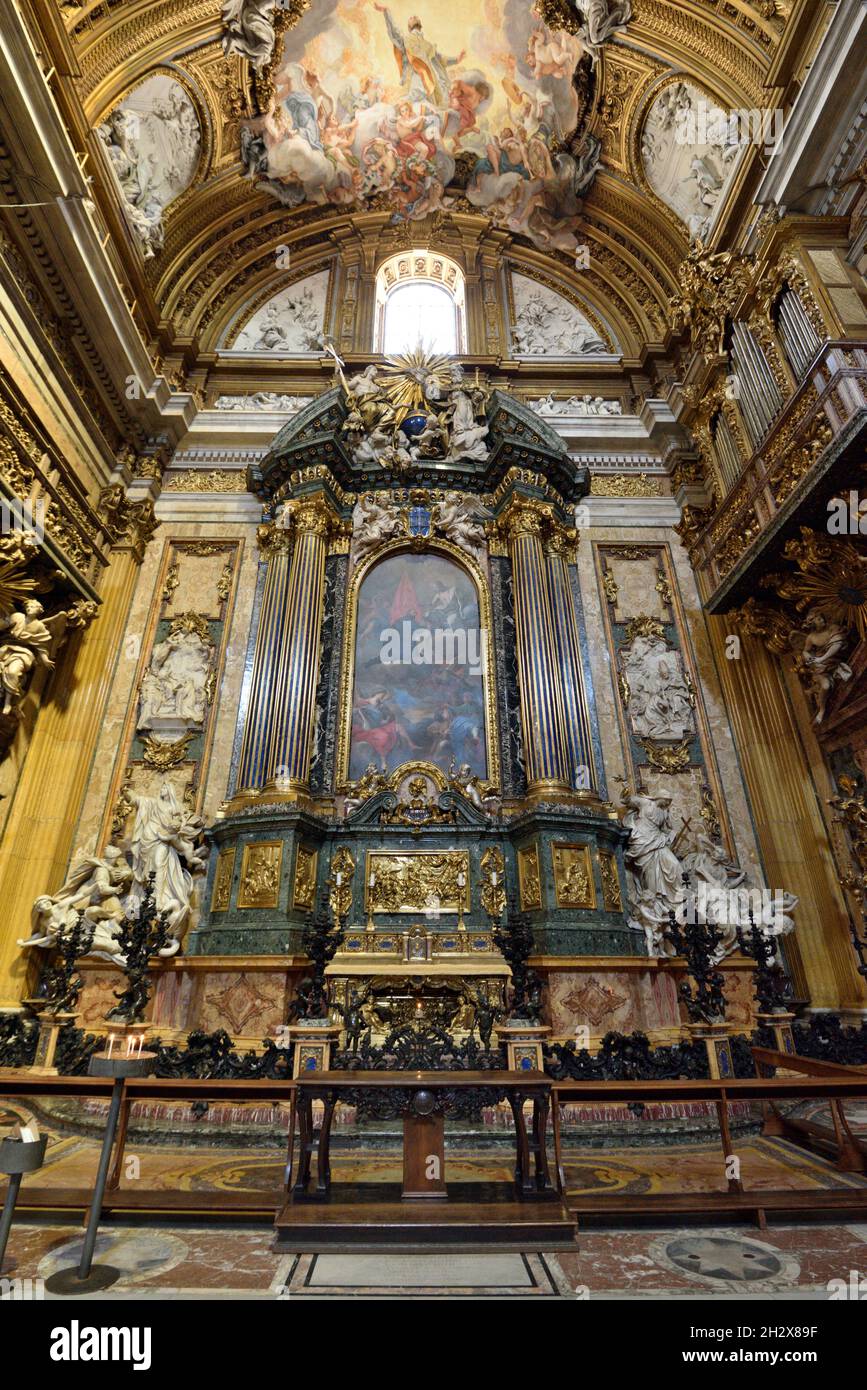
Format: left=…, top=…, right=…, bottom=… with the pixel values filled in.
left=276, top=1068, right=578, bottom=1249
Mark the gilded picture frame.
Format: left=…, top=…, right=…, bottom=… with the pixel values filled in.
left=336, top=538, right=501, bottom=792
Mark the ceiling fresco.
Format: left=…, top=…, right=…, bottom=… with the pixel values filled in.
left=236, top=0, right=630, bottom=253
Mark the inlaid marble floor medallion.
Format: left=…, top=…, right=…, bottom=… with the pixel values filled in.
left=648, top=1232, right=800, bottom=1292
left=38, top=1229, right=189, bottom=1287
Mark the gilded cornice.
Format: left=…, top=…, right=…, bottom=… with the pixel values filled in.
left=628, top=0, right=773, bottom=107
left=73, top=2, right=221, bottom=109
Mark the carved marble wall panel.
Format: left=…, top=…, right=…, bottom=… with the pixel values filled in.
left=591, top=538, right=742, bottom=867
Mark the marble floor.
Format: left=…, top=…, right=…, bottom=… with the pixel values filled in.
left=2, top=1098, right=866, bottom=1299
left=3, top=1218, right=867, bottom=1300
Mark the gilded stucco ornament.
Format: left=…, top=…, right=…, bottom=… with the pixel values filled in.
left=668, top=243, right=753, bottom=359
left=0, top=591, right=96, bottom=722
left=730, top=531, right=867, bottom=724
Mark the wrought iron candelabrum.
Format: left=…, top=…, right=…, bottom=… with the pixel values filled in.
left=737, top=912, right=789, bottom=1016
left=37, top=914, right=95, bottom=1016
left=106, top=876, right=173, bottom=1025
left=663, top=879, right=727, bottom=1027
left=492, top=909, right=544, bottom=1023
left=298, top=889, right=347, bottom=1021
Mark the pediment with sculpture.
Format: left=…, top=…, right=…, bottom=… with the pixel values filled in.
left=247, top=348, right=588, bottom=501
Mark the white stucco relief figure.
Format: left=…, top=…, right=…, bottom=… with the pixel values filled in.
left=511, top=275, right=609, bottom=357
left=128, top=782, right=208, bottom=935
left=97, top=76, right=201, bottom=259
left=433, top=494, right=491, bottom=566
left=0, top=597, right=95, bottom=718
left=445, top=365, right=489, bottom=462
left=620, top=631, right=695, bottom=741
left=530, top=393, right=622, bottom=416
left=581, top=1, right=633, bottom=52
left=352, top=494, right=406, bottom=563
left=222, top=0, right=278, bottom=68
left=230, top=273, right=328, bottom=353
left=214, top=393, right=314, bottom=412
left=138, top=625, right=214, bottom=731
left=640, top=80, right=739, bottom=241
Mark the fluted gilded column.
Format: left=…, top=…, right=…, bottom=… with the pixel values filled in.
left=544, top=524, right=599, bottom=796
left=236, top=493, right=338, bottom=801
left=500, top=498, right=572, bottom=798
left=0, top=501, right=156, bottom=1007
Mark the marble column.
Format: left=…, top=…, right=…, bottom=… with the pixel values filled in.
left=545, top=525, right=599, bottom=796
left=500, top=498, right=572, bottom=798
left=236, top=493, right=338, bottom=801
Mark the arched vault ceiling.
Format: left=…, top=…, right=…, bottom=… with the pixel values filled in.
left=63, top=0, right=789, bottom=345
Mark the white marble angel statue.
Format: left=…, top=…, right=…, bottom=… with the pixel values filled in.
left=21, top=847, right=134, bottom=962
left=352, top=495, right=405, bottom=563
left=434, top=494, right=492, bottom=567
left=448, top=759, right=500, bottom=816
left=128, top=781, right=207, bottom=936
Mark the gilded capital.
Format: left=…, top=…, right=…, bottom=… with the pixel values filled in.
left=498, top=497, right=550, bottom=542
left=543, top=521, right=579, bottom=561
left=100, top=486, right=159, bottom=564
left=256, top=520, right=294, bottom=558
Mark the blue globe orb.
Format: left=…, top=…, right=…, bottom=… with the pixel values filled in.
left=400, top=411, right=428, bottom=439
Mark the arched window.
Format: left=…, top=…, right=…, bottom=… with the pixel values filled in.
left=374, top=251, right=466, bottom=355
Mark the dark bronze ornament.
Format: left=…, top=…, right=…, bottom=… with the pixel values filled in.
left=106, top=876, right=173, bottom=1024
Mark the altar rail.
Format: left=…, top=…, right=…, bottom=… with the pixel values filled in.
left=2, top=1071, right=867, bottom=1226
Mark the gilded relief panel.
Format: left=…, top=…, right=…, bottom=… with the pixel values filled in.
left=212, top=846, right=236, bottom=913
left=366, top=851, right=470, bottom=914
left=551, top=843, right=596, bottom=909
left=598, top=849, right=623, bottom=912
left=517, top=843, right=542, bottom=910
left=293, top=845, right=318, bottom=910
left=237, top=841, right=283, bottom=910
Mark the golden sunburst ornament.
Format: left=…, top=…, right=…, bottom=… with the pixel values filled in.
left=0, top=558, right=42, bottom=616
left=764, top=529, right=867, bottom=641
left=379, top=347, right=455, bottom=417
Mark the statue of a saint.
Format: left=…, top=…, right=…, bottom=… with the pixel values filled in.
left=128, top=781, right=207, bottom=935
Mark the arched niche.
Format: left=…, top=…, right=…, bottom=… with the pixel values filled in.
left=337, top=542, right=500, bottom=790
left=221, top=268, right=331, bottom=353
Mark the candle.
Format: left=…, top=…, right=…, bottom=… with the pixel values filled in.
left=491, top=871, right=498, bottom=886
left=335, top=871, right=342, bottom=886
